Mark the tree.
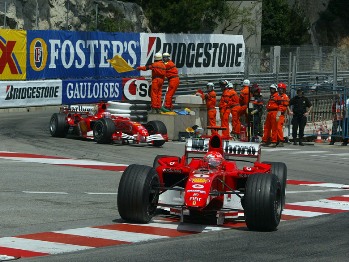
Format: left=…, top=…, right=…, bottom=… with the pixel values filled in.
left=262, top=0, right=310, bottom=45
left=218, top=1, right=262, bottom=42
left=140, top=0, right=226, bottom=33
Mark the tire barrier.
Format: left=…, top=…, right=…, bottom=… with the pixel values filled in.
left=107, top=101, right=150, bottom=123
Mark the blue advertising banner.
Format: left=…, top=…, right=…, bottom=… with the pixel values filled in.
left=27, top=30, right=141, bottom=80
left=62, top=79, right=122, bottom=104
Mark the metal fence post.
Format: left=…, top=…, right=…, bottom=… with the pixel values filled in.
left=245, top=48, right=250, bottom=79
left=3, top=1, right=7, bottom=28
left=333, top=50, right=338, bottom=91
left=288, top=52, right=292, bottom=87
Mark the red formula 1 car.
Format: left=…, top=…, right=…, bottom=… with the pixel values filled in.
left=117, top=129, right=287, bottom=231
left=49, top=102, right=168, bottom=147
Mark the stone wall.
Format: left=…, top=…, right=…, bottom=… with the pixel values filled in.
left=0, top=0, right=150, bottom=32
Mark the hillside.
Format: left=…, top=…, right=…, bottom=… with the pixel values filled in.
left=0, top=0, right=348, bottom=47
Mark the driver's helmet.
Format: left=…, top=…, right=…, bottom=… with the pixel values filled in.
left=102, top=111, right=111, bottom=118
left=203, top=151, right=224, bottom=169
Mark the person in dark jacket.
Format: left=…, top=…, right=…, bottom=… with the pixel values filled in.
left=288, top=88, right=312, bottom=146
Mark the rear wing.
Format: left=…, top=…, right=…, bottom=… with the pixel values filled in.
left=185, top=138, right=261, bottom=160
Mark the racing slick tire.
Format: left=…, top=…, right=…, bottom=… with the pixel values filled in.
left=145, top=120, right=167, bottom=147
left=49, top=113, right=69, bottom=137
left=117, top=164, right=160, bottom=223
left=93, top=118, right=116, bottom=144
left=263, top=161, right=287, bottom=209
left=244, top=174, right=282, bottom=231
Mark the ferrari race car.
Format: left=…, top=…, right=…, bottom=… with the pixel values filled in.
left=49, top=101, right=168, bottom=147
left=117, top=129, right=287, bottom=231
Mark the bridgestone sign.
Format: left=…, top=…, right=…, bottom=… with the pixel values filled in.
left=140, top=33, right=245, bottom=75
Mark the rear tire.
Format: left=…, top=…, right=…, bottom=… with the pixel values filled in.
left=244, top=174, right=282, bottom=231
left=117, top=164, right=160, bottom=223
left=49, top=113, right=68, bottom=137
left=93, top=118, right=116, bottom=144
left=145, top=121, right=167, bottom=147
left=263, top=161, right=287, bottom=209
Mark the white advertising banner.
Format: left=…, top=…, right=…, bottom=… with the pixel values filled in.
left=140, top=33, right=245, bottom=76
left=0, top=80, right=62, bottom=108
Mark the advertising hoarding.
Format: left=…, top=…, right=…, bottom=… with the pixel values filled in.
left=26, top=30, right=141, bottom=80
left=0, top=80, right=62, bottom=107
left=0, top=29, right=27, bottom=80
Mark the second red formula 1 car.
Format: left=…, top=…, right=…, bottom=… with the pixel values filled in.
left=117, top=128, right=287, bottom=231
left=49, top=101, right=168, bottom=147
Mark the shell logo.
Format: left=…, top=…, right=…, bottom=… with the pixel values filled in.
left=30, top=38, right=48, bottom=71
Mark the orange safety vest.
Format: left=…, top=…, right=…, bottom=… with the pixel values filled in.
left=138, top=61, right=166, bottom=79
left=239, top=85, right=250, bottom=106
left=201, top=90, right=216, bottom=109
left=266, top=92, right=279, bottom=111
left=164, top=60, right=179, bottom=79
left=278, top=93, right=289, bottom=113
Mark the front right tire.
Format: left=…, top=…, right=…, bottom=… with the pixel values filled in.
left=117, top=164, right=160, bottom=223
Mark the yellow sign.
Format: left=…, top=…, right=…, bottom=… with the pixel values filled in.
left=0, top=29, right=26, bottom=80
left=192, top=178, right=208, bottom=183
left=107, top=55, right=134, bottom=73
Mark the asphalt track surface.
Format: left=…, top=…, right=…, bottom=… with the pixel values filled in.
left=0, top=108, right=348, bottom=261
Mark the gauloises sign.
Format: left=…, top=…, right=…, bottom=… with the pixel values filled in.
left=140, top=33, right=245, bottom=75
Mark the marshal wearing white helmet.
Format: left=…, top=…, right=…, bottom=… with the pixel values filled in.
left=162, top=52, right=179, bottom=112
left=260, top=83, right=280, bottom=147
left=154, top=52, right=163, bottom=61
left=136, top=53, right=166, bottom=113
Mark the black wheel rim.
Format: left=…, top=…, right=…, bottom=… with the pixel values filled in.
left=50, top=117, right=57, bottom=134
left=147, top=177, right=159, bottom=216
left=274, top=187, right=282, bottom=220
left=94, top=122, right=103, bottom=139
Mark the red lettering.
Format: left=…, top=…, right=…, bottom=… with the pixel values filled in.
left=0, top=40, right=20, bottom=74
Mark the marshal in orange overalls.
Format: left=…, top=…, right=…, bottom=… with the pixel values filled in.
left=219, top=88, right=234, bottom=137
left=233, top=84, right=250, bottom=134
left=276, top=83, right=289, bottom=145
left=199, top=89, right=217, bottom=134
left=163, top=58, right=179, bottom=110
left=137, top=58, right=166, bottom=110
left=262, top=89, right=279, bottom=145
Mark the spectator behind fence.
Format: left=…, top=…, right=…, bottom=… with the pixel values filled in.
left=329, top=94, right=345, bottom=145
left=288, top=88, right=312, bottom=146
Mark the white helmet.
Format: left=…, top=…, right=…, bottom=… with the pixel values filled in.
left=154, top=52, right=162, bottom=61
left=163, top=52, right=170, bottom=58
left=269, top=84, right=277, bottom=91
left=206, top=82, right=215, bottom=91
left=243, top=79, right=250, bottom=86
left=227, top=82, right=234, bottom=88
